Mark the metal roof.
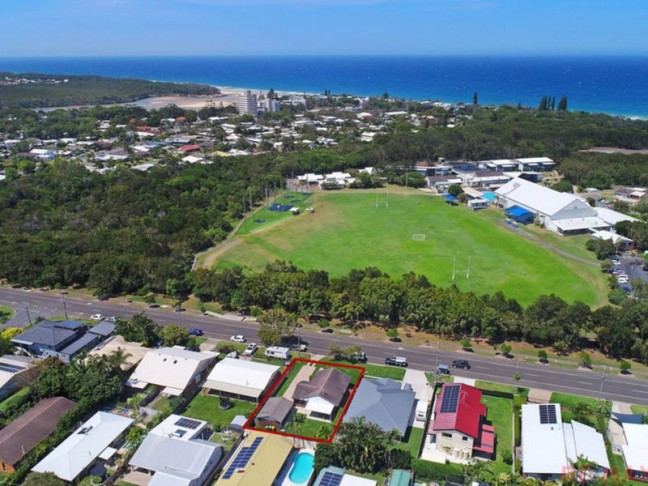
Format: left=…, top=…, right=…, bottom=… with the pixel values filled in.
left=430, top=383, right=486, bottom=439
left=344, top=378, right=415, bottom=436
left=33, top=412, right=133, bottom=481
left=293, top=368, right=350, bottom=406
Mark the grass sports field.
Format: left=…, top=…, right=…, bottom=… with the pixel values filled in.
left=213, top=190, right=607, bottom=306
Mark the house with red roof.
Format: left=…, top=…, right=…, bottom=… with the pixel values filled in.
left=427, top=383, right=495, bottom=462
left=179, top=144, right=201, bottom=153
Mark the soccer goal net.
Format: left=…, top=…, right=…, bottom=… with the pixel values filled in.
left=412, top=234, right=426, bottom=241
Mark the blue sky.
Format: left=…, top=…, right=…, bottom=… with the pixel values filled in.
left=2, top=0, right=647, bottom=56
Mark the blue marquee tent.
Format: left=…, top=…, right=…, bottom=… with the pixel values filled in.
left=506, top=206, right=534, bottom=224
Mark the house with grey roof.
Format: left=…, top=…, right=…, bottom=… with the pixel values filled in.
left=293, top=368, right=350, bottom=420
left=129, top=414, right=223, bottom=486
left=254, top=397, right=293, bottom=430
left=12, top=320, right=115, bottom=364
left=343, top=378, right=416, bottom=438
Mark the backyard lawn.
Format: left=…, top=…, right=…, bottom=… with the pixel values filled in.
left=183, top=394, right=257, bottom=430
left=214, top=192, right=606, bottom=306
left=481, top=396, right=514, bottom=470
left=0, top=387, right=31, bottom=412
left=392, top=426, right=425, bottom=458
left=284, top=416, right=329, bottom=438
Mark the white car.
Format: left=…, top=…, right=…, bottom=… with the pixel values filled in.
left=230, top=335, right=246, bottom=343
left=243, top=343, right=258, bottom=356
left=618, top=277, right=629, bottom=284
left=90, top=314, right=104, bottom=321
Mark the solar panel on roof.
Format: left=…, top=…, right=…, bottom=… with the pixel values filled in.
left=174, top=418, right=201, bottom=429
left=440, top=385, right=460, bottom=413
left=539, top=404, right=558, bottom=424
left=221, top=437, right=264, bottom=479
left=320, top=471, right=343, bottom=486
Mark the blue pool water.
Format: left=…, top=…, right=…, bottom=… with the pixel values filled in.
left=288, top=452, right=314, bottom=484
left=482, top=192, right=496, bottom=202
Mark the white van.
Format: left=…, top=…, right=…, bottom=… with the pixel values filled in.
left=415, top=400, right=429, bottom=422
left=264, top=346, right=291, bottom=360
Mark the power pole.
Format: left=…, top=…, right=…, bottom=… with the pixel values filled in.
left=24, top=303, right=32, bottom=326
left=61, top=295, right=68, bottom=319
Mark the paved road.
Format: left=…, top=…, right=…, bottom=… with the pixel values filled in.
left=2, top=287, right=648, bottom=405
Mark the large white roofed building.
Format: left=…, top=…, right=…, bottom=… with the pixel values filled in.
left=203, top=358, right=280, bottom=402
left=127, top=347, right=216, bottom=396
left=496, top=178, right=635, bottom=235
left=32, top=412, right=133, bottom=482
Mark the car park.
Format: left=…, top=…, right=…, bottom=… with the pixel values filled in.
left=188, top=328, right=204, bottom=336
left=243, top=343, right=258, bottom=356
left=385, top=356, right=408, bottom=367
left=90, top=314, right=104, bottom=321
left=451, top=359, right=471, bottom=369
left=230, top=335, right=246, bottom=343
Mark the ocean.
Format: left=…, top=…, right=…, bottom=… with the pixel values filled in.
left=1, top=56, right=647, bottom=118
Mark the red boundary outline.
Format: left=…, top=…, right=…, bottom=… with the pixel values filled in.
left=243, top=358, right=365, bottom=443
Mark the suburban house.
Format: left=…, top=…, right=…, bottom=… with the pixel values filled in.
left=254, top=397, right=294, bottom=430
left=521, top=404, right=610, bottom=480
left=215, top=431, right=293, bottom=486
left=621, top=423, right=648, bottom=482
left=203, top=358, right=280, bottom=402
left=496, top=177, right=637, bottom=235
left=129, top=414, right=223, bottom=486
left=11, top=320, right=115, bottom=364
left=127, top=347, right=216, bottom=396
left=427, top=383, right=495, bottom=462
left=0, top=397, right=76, bottom=473
left=0, top=355, right=37, bottom=400
left=343, top=378, right=415, bottom=438
left=293, top=368, right=351, bottom=420
left=313, top=466, right=377, bottom=486
left=32, top=411, right=133, bottom=482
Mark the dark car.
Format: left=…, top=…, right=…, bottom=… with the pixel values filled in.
left=451, top=359, right=471, bottom=370
left=385, top=356, right=408, bottom=367
left=321, top=328, right=334, bottom=333
left=188, top=328, right=204, bottom=336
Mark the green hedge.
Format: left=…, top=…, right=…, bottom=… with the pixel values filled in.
left=412, top=459, right=464, bottom=483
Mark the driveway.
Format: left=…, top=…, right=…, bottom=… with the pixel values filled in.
left=403, top=369, right=433, bottom=403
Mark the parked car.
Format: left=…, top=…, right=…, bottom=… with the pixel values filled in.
left=148, top=303, right=160, bottom=308
left=243, top=343, right=258, bottom=356
left=188, top=328, right=204, bottom=336
left=105, top=316, right=117, bottom=322
left=226, top=351, right=238, bottom=359
left=451, top=359, right=471, bottom=370
left=436, top=363, right=450, bottom=374
left=90, top=314, right=104, bottom=321
left=321, top=328, right=334, bottom=334
left=385, top=356, right=408, bottom=367
left=334, top=352, right=367, bottom=363
left=230, top=335, right=246, bottom=343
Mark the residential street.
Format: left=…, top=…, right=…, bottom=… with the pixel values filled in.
left=2, top=287, right=648, bottom=405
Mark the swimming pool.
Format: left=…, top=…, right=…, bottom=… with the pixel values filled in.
left=482, top=191, right=496, bottom=202
left=288, top=451, right=315, bottom=484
